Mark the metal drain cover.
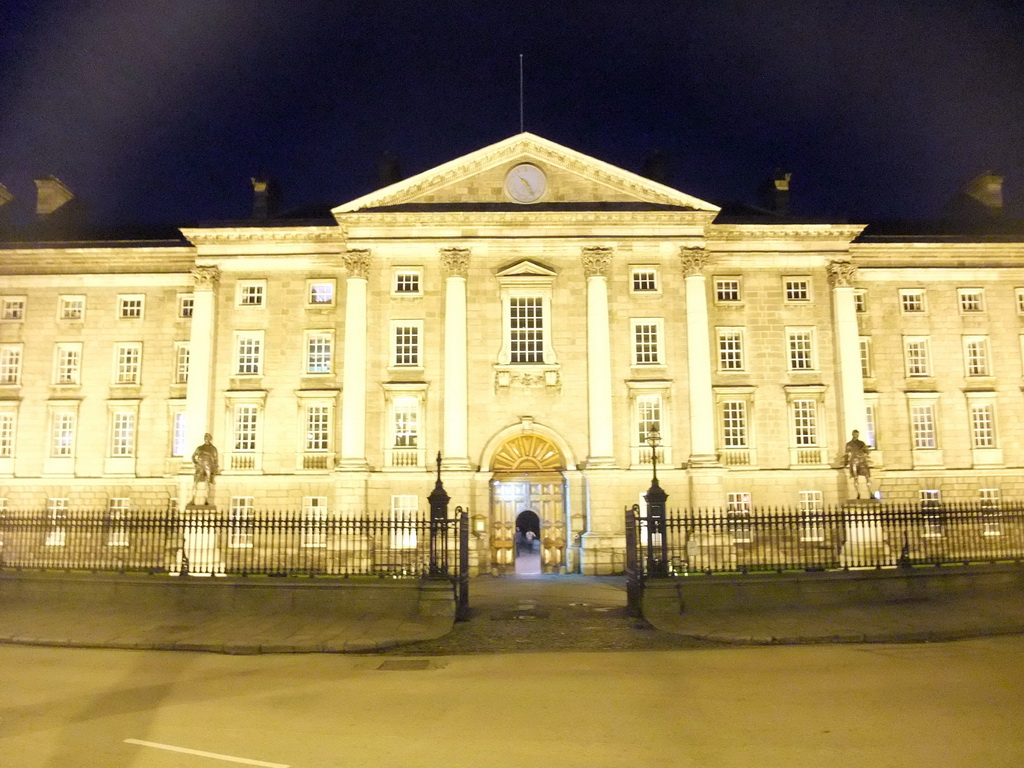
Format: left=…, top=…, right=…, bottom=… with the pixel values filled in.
left=377, top=659, right=432, bottom=671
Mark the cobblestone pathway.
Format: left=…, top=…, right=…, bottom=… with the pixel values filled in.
left=380, top=574, right=712, bottom=655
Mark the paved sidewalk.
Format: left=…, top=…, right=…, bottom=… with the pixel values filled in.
left=0, top=574, right=1021, bottom=653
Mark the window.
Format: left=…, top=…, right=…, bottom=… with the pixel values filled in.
left=236, top=281, right=265, bottom=307
left=114, top=343, right=141, bottom=384
left=853, top=289, right=867, bottom=313
left=899, top=289, right=926, bottom=314
left=980, top=488, right=1001, bottom=508
left=110, top=411, right=136, bottom=457
left=958, top=288, right=985, bottom=313
left=393, top=269, right=422, bottom=296
left=903, top=337, right=931, bottom=377
left=305, top=404, right=330, bottom=452
left=107, top=498, right=130, bottom=547
left=859, top=337, right=873, bottom=378
left=786, top=329, right=815, bottom=371
left=305, top=331, right=333, bottom=374
left=234, top=332, right=263, bottom=375
left=54, top=343, right=82, bottom=385
left=1017, top=288, right=1024, bottom=315
left=920, top=490, right=943, bottom=537
left=177, top=294, right=194, bottom=318
left=392, top=323, right=422, bottom=367
left=864, top=403, right=878, bottom=449
left=510, top=296, right=544, bottom=364
left=791, top=399, right=818, bottom=447
left=721, top=401, right=748, bottom=448
left=228, top=497, right=254, bottom=548
left=631, top=267, right=659, bottom=293
left=715, top=278, right=741, bottom=303
left=50, top=411, right=76, bottom=457
left=0, top=412, right=14, bottom=458
left=964, top=337, right=990, bottom=377
left=1, top=296, right=25, bottom=321
left=307, top=279, right=335, bottom=306
left=631, top=319, right=663, bottom=365
left=174, top=342, right=190, bottom=384
left=171, top=411, right=187, bottom=457
left=635, top=394, right=661, bottom=445
left=970, top=402, right=996, bottom=449
left=910, top=403, right=937, bottom=449
left=726, top=492, right=752, bottom=543
left=784, top=277, right=811, bottom=302
left=302, top=497, right=328, bottom=548
left=118, top=295, right=144, bottom=319
left=717, top=329, right=745, bottom=371
left=233, top=404, right=259, bottom=452
left=45, top=498, right=68, bottom=547
left=0, top=344, right=22, bottom=385
left=393, top=397, right=419, bottom=449
left=390, top=495, right=419, bottom=549
left=59, top=295, right=85, bottom=320
left=799, top=490, right=825, bottom=542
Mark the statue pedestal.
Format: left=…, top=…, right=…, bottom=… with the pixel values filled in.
left=178, top=503, right=225, bottom=576
left=839, top=501, right=893, bottom=569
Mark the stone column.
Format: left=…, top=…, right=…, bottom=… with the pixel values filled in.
left=183, top=266, right=220, bottom=462
left=582, top=246, right=616, bottom=467
left=828, top=260, right=867, bottom=443
left=680, top=246, right=718, bottom=466
left=441, top=247, right=472, bottom=469
left=339, top=249, right=370, bottom=470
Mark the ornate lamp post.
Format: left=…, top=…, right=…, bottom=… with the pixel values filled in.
left=644, top=429, right=669, bottom=577
left=427, top=451, right=450, bottom=576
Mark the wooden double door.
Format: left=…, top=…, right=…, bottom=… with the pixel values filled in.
left=490, top=474, right=567, bottom=573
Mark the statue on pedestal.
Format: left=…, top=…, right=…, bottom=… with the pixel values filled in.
left=190, top=433, right=219, bottom=506
left=843, top=430, right=873, bottom=501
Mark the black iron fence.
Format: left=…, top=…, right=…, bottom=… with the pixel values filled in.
left=627, top=502, right=1024, bottom=581
left=0, top=507, right=469, bottom=579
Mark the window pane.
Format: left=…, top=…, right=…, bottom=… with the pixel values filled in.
left=510, top=297, right=544, bottom=363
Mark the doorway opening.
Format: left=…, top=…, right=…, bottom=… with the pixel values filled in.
left=514, top=510, right=542, bottom=575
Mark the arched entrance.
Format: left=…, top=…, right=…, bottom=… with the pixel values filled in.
left=489, top=433, right=567, bottom=574
left=514, top=510, right=542, bottom=575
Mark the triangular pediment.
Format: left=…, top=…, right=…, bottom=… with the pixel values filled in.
left=495, top=259, right=558, bottom=278
left=333, top=133, right=719, bottom=214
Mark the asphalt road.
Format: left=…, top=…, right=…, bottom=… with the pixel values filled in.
left=2, top=638, right=1022, bottom=767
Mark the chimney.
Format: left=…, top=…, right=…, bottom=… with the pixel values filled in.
left=34, top=176, right=76, bottom=218
left=251, top=177, right=280, bottom=219
left=0, top=183, right=13, bottom=232
left=759, top=170, right=791, bottom=215
left=945, top=172, right=1003, bottom=222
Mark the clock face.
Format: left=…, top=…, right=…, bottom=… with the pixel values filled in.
left=505, top=163, right=547, bottom=203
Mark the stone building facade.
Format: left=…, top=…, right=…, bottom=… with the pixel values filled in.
left=1, top=133, right=1023, bottom=573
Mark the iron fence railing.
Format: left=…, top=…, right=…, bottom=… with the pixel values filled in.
left=0, top=507, right=467, bottom=578
left=627, top=502, right=1024, bottom=578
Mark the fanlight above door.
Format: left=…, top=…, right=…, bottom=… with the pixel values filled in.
left=491, top=434, right=564, bottom=473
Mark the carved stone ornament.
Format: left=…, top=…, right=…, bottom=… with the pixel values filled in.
left=440, top=247, right=470, bottom=279
left=827, top=260, right=858, bottom=288
left=191, top=266, right=221, bottom=290
left=580, top=246, right=613, bottom=279
left=494, top=368, right=561, bottom=391
left=343, top=249, right=372, bottom=280
left=678, top=245, right=710, bottom=277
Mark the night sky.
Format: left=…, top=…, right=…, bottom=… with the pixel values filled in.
left=1, top=1, right=1023, bottom=229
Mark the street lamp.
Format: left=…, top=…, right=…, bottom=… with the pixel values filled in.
left=643, top=428, right=669, bottom=577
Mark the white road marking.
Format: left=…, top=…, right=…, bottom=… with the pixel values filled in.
left=123, top=739, right=289, bottom=767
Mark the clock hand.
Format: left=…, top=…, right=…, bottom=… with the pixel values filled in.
left=519, top=177, right=534, bottom=194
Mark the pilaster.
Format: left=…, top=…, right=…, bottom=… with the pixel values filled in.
left=183, top=266, right=220, bottom=466
left=441, top=247, right=472, bottom=470
left=828, top=260, right=867, bottom=446
left=582, top=246, right=616, bottom=468
left=339, top=249, right=370, bottom=470
left=679, top=246, right=719, bottom=466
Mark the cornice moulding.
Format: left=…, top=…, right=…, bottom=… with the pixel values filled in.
left=179, top=227, right=343, bottom=246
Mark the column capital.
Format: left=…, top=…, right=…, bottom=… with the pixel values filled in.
left=343, top=248, right=372, bottom=280
left=440, top=247, right=471, bottom=279
left=581, top=246, right=613, bottom=278
left=827, top=260, right=858, bottom=288
left=190, top=266, right=220, bottom=290
left=678, top=245, right=710, bottom=277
